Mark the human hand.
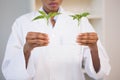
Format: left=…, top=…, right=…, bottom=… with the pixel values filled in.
left=23, top=32, right=49, bottom=67
left=76, top=32, right=98, bottom=47
left=24, top=32, right=49, bottom=53
left=76, top=32, right=100, bottom=72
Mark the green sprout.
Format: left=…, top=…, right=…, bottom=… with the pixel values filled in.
left=70, top=12, right=90, bottom=26
left=32, top=11, right=61, bottom=25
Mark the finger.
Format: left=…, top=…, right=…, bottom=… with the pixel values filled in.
left=27, top=39, right=49, bottom=47
left=77, top=33, right=98, bottom=40
left=36, top=40, right=49, bottom=46
left=37, top=33, right=49, bottom=40
left=32, top=42, right=49, bottom=47
left=78, top=42, right=95, bottom=46
left=27, top=39, right=49, bottom=44
left=77, top=32, right=97, bottom=38
left=79, top=32, right=97, bottom=36
left=77, top=39, right=97, bottom=44
left=33, top=41, right=49, bottom=47
left=77, top=35, right=98, bottom=40
left=28, top=32, right=48, bottom=36
left=26, top=32, right=49, bottom=40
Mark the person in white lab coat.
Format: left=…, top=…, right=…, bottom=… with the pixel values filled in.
left=2, top=0, right=111, bottom=80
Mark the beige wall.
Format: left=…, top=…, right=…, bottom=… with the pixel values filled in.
left=104, top=0, right=120, bottom=80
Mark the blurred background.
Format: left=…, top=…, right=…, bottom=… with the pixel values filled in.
left=0, top=0, right=120, bottom=80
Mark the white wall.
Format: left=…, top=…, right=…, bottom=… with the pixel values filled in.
left=0, top=0, right=31, bottom=80
left=104, top=0, right=120, bottom=80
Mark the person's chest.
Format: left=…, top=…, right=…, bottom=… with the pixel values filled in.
left=26, top=15, right=84, bottom=79
left=22, top=15, right=80, bottom=46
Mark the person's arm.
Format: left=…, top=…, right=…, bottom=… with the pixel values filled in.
left=24, top=43, right=32, bottom=68
left=89, top=44, right=100, bottom=73
left=23, top=32, right=49, bottom=68
left=2, top=19, right=49, bottom=79
left=76, top=17, right=110, bottom=79
left=77, top=32, right=100, bottom=73
left=82, top=40, right=111, bottom=79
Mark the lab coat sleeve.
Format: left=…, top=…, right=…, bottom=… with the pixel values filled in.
left=80, top=17, right=111, bottom=79
left=83, top=41, right=111, bottom=80
left=1, top=19, right=30, bottom=80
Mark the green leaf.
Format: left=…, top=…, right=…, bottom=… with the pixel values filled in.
left=70, top=12, right=90, bottom=26
left=52, top=12, right=61, bottom=17
left=48, top=12, right=61, bottom=18
left=32, top=11, right=61, bottom=25
left=46, top=12, right=61, bottom=25
left=81, top=12, right=90, bottom=17
left=73, top=17, right=76, bottom=20
left=70, top=15, right=77, bottom=20
left=47, top=12, right=53, bottom=19
left=32, top=15, right=45, bottom=21
left=38, top=11, right=46, bottom=16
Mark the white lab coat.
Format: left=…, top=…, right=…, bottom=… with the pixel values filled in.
left=2, top=7, right=111, bottom=80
